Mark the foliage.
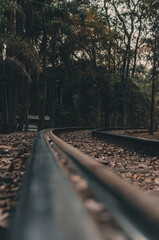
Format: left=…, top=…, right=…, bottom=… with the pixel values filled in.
left=0, top=0, right=158, bottom=131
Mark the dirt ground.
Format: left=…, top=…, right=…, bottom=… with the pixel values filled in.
left=128, top=131, right=159, bottom=140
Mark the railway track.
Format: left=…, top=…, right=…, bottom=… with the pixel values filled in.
left=7, top=128, right=159, bottom=240
left=58, top=130, right=159, bottom=194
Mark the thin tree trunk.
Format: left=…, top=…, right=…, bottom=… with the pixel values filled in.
left=121, top=52, right=127, bottom=127
left=149, top=30, right=157, bottom=135
left=58, top=83, right=63, bottom=127
left=24, top=70, right=31, bottom=131
left=50, top=36, right=56, bottom=128
left=38, top=26, right=47, bottom=130
left=149, top=73, right=155, bottom=135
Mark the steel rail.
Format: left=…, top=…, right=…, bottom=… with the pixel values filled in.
left=49, top=128, right=159, bottom=240
left=8, top=130, right=102, bottom=240
left=92, top=128, right=159, bottom=155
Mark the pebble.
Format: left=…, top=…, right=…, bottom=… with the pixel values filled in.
left=84, top=199, right=105, bottom=212
left=154, top=178, right=159, bottom=184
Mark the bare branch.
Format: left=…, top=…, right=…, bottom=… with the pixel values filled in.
left=111, top=0, right=129, bottom=38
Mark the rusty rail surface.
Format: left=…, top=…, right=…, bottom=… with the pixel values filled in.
left=49, top=128, right=159, bottom=240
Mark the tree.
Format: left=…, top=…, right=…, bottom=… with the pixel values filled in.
left=104, top=0, right=146, bottom=127
left=0, top=0, right=39, bottom=132
left=1, top=0, right=157, bottom=131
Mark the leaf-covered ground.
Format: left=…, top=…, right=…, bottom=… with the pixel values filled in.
left=0, top=132, right=36, bottom=234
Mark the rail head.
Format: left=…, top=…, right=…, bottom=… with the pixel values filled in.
left=49, top=128, right=159, bottom=240
left=8, top=130, right=102, bottom=240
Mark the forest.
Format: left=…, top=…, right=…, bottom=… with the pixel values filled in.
left=0, top=0, right=158, bottom=132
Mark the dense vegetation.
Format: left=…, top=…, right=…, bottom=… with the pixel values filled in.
left=0, top=0, right=158, bottom=132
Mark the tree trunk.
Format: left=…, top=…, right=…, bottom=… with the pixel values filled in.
left=121, top=53, right=127, bottom=127
left=38, top=26, right=47, bottom=130
left=58, top=82, right=63, bottom=127
left=149, top=73, right=155, bottom=135
left=8, top=69, right=17, bottom=131
left=24, top=72, right=30, bottom=131
left=50, top=77, right=56, bottom=128
left=149, top=30, right=157, bottom=135
left=50, top=36, right=56, bottom=128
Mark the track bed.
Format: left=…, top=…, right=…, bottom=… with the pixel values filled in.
left=1, top=128, right=159, bottom=240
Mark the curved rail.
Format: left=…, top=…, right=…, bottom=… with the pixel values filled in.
left=49, top=128, right=159, bottom=240
left=8, top=128, right=159, bottom=240
left=92, top=128, right=159, bottom=155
